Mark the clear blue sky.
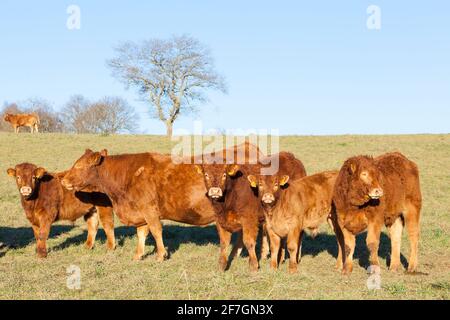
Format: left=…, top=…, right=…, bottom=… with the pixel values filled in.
left=1, top=1, right=449, bottom=135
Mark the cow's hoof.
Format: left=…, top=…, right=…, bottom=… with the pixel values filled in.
left=85, top=242, right=94, bottom=250
left=342, top=266, right=353, bottom=275
left=155, top=252, right=167, bottom=262
left=37, top=249, right=47, bottom=258
left=407, top=265, right=417, bottom=274
left=288, top=267, right=298, bottom=274
left=218, top=260, right=227, bottom=272
left=249, top=263, right=259, bottom=273
left=389, top=264, right=401, bottom=272
left=133, top=254, right=143, bottom=261
left=107, top=243, right=116, bottom=251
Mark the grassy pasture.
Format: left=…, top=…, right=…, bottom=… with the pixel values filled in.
left=0, top=132, right=448, bottom=300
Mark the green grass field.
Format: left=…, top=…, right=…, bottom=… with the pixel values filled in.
left=0, top=132, right=448, bottom=300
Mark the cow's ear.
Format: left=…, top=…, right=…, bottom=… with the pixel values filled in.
left=90, top=153, right=103, bottom=166
left=194, top=165, right=203, bottom=175
left=34, top=167, right=46, bottom=179
left=280, top=175, right=290, bottom=186
left=85, top=149, right=93, bottom=154
left=247, top=175, right=258, bottom=188
left=7, top=168, right=16, bottom=177
left=100, top=149, right=108, bottom=157
left=227, top=164, right=239, bottom=177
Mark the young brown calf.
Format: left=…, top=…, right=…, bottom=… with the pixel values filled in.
left=332, top=152, right=422, bottom=274
left=247, top=171, right=338, bottom=273
left=7, top=163, right=115, bottom=257
left=4, top=113, right=40, bottom=133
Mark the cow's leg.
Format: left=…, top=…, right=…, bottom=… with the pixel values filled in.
left=388, top=217, right=403, bottom=272
left=287, top=226, right=302, bottom=274
left=29, top=125, right=33, bottom=133
left=216, top=224, right=232, bottom=271
left=36, top=222, right=51, bottom=258
left=144, top=215, right=167, bottom=262
left=404, top=203, right=421, bottom=273
left=32, top=224, right=40, bottom=254
left=260, top=223, right=270, bottom=260
left=366, top=222, right=382, bottom=268
left=242, top=222, right=259, bottom=272
left=84, top=210, right=99, bottom=250
left=97, top=206, right=116, bottom=250
left=34, top=124, right=39, bottom=133
left=31, top=224, right=40, bottom=242
left=330, top=214, right=345, bottom=271
left=267, top=227, right=281, bottom=270
left=14, top=126, right=18, bottom=133
left=133, top=225, right=149, bottom=261
left=296, top=230, right=304, bottom=264
left=342, top=228, right=356, bottom=275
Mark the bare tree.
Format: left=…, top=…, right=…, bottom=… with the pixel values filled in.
left=107, top=34, right=226, bottom=137
left=61, top=95, right=91, bottom=133
left=61, top=95, right=138, bottom=134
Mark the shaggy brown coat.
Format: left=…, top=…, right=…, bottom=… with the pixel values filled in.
left=7, top=163, right=115, bottom=257
left=332, top=152, right=422, bottom=274
left=4, top=113, right=40, bottom=133
left=248, top=171, right=338, bottom=273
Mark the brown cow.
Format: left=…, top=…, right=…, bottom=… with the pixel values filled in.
left=196, top=151, right=307, bottom=272
left=247, top=171, right=338, bottom=273
left=7, top=163, right=115, bottom=258
left=332, top=152, right=422, bottom=274
left=61, top=149, right=218, bottom=262
left=4, top=113, right=40, bottom=133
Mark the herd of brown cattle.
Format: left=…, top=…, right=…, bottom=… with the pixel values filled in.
left=6, top=142, right=422, bottom=275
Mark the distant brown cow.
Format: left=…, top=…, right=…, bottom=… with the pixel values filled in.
left=7, top=163, right=115, bottom=258
left=247, top=171, right=338, bottom=273
left=332, top=152, right=422, bottom=274
left=196, top=150, right=307, bottom=272
left=4, top=113, right=40, bottom=133
left=61, top=149, right=218, bottom=262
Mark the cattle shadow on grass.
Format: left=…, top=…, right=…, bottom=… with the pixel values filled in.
left=298, top=231, right=408, bottom=270
left=52, top=224, right=221, bottom=257
left=0, top=225, right=75, bottom=257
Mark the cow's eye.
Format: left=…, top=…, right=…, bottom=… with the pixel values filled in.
left=16, top=177, right=21, bottom=182
left=222, top=173, right=227, bottom=179
left=205, top=173, right=209, bottom=179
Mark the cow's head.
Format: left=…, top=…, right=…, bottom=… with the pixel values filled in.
left=247, top=174, right=290, bottom=210
left=343, top=156, right=384, bottom=206
left=4, top=114, right=11, bottom=122
left=7, top=163, right=46, bottom=199
left=195, top=164, right=240, bottom=201
left=62, top=149, right=107, bottom=191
